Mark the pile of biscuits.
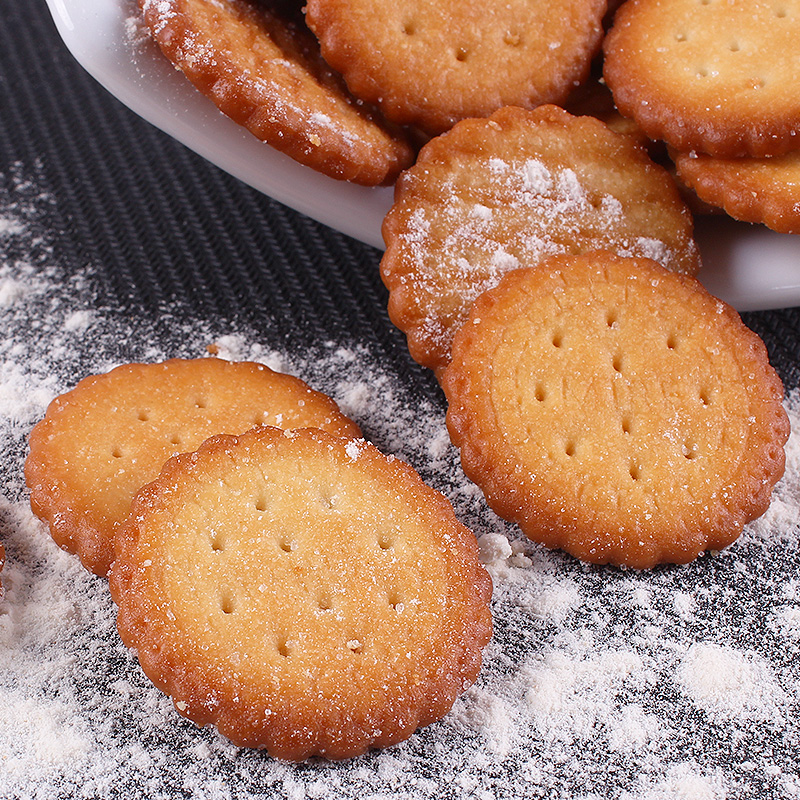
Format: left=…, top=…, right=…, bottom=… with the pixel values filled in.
left=17, top=0, right=794, bottom=759
left=24, top=358, right=492, bottom=759
left=140, top=0, right=800, bottom=233
left=604, top=0, right=800, bottom=234
left=379, top=99, right=791, bottom=570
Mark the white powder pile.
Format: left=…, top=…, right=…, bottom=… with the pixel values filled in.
left=675, top=643, right=788, bottom=723
left=0, top=164, right=799, bottom=799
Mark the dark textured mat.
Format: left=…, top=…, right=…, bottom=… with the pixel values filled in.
left=1, top=3, right=798, bottom=798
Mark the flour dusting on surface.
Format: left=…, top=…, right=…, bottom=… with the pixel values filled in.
left=0, top=164, right=798, bottom=799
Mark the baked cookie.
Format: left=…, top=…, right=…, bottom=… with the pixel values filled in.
left=565, top=74, right=663, bottom=159
left=304, top=0, right=607, bottom=135
left=381, top=105, right=701, bottom=374
left=140, top=0, right=415, bottom=185
left=109, top=426, right=492, bottom=759
left=673, top=149, right=800, bottom=234
left=25, top=358, right=361, bottom=577
left=604, top=0, right=800, bottom=158
left=441, top=251, right=790, bottom=569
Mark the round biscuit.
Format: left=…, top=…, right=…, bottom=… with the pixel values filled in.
left=441, top=251, right=790, bottom=569
left=380, top=105, right=701, bottom=375
left=604, top=0, right=800, bottom=158
left=304, top=0, right=607, bottom=135
left=109, top=426, right=493, bottom=759
left=25, top=358, right=361, bottom=577
left=140, top=0, right=415, bottom=185
left=673, top=149, right=800, bottom=234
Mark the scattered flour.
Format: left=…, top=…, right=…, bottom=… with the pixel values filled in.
left=620, top=763, right=728, bottom=800
left=673, top=591, right=696, bottom=621
left=0, top=164, right=798, bottom=799
left=62, top=309, right=94, bottom=334
left=676, top=642, right=788, bottom=723
left=0, top=217, right=26, bottom=236
left=770, top=606, right=800, bottom=641
left=0, top=276, right=26, bottom=307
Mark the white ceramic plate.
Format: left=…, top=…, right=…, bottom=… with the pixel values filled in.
left=45, top=0, right=800, bottom=311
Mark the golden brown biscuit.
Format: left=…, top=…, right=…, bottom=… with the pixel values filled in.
left=564, top=74, right=664, bottom=159
left=603, top=0, right=800, bottom=158
left=304, top=0, right=607, bottom=135
left=25, top=358, right=361, bottom=577
left=381, top=105, right=701, bottom=374
left=140, top=0, right=415, bottom=185
left=441, top=251, right=790, bottom=569
left=673, top=149, right=800, bottom=234
left=109, top=426, right=493, bottom=759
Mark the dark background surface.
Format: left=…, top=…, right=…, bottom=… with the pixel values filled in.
left=0, top=0, right=447, bottom=408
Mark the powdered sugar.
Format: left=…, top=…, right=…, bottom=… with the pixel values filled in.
left=522, top=159, right=553, bottom=194
left=770, top=605, right=800, bottom=641
left=396, top=153, right=699, bottom=363
left=0, top=274, right=28, bottom=307
left=675, top=642, right=788, bottom=722
left=0, top=164, right=798, bottom=798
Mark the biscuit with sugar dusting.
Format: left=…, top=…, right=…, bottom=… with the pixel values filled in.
left=25, top=358, right=361, bottom=576
left=139, top=0, right=414, bottom=185
left=603, top=0, right=800, bottom=158
left=109, top=425, right=493, bottom=759
left=381, top=105, right=701, bottom=375
left=304, top=0, right=607, bottom=135
left=441, top=251, right=790, bottom=569
left=673, top=149, right=800, bottom=234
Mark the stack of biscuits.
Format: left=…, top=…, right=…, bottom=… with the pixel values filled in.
left=370, top=1, right=793, bottom=571
left=18, top=0, right=795, bottom=759
left=604, top=0, right=800, bottom=234
left=139, top=0, right=800, bottom=237
left=379, top=100, right=790, bottom=569
left=25, top=358, right=492, bottom=759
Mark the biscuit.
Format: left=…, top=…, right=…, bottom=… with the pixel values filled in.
left=441, top=251, right=790, bottom=569
left=139, top=0, right=415, bottom=185
left=603, top=0, right=800, bottom=158
left=380, top=105, right=701, bottom=375
left=109, top=426, right=493, bottom=759
left=304, top=0, right=607, bottom=135
left=25, top=358, right=361, bottom=577
left=565, top=74, right=664, bottom=159
left=673, top=149, right=800, bottom=234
